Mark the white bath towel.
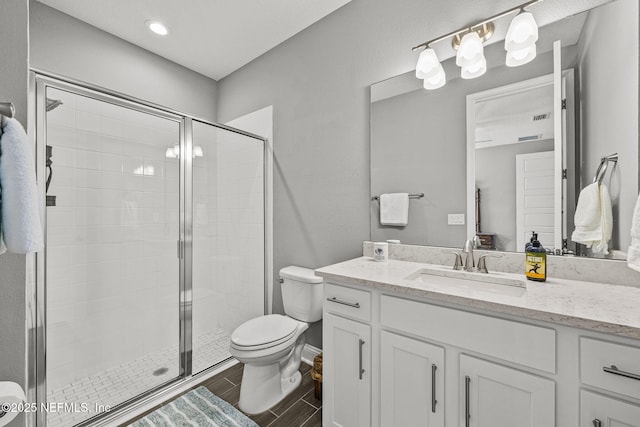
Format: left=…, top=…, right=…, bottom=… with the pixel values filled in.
left=571, top=182, right=612, bottom=255
left=0, top=117, right=44, bottom=254
left=628, top=192, right=640, bottom=272
left=380, top=193, right=409, bottom=227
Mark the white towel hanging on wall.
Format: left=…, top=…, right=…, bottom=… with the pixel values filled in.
left=628, top=192, right=640, bottom=272
left=571, top=182, right=612, bottom=255
left=0, top=116, right=44, bottom=254
left=380, top=193, right=410, bottom=227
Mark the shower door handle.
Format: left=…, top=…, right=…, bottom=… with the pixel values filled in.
left=177, top=240, right=184, bottom=259
left=358, top=339, right=365, bottom=380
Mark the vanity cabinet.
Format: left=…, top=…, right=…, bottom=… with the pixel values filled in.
left=460, top=355, right=555, bottom=427
left=380, top=331, right=444, bottom=427
left=323, top=282, right=372, bottom=427
left=321, top=278, right=640, bottom=427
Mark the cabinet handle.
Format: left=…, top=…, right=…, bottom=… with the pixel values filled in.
left=326, top=297, right=360, bottom=308
left=358, top=339, right=365, bottom=380
left=603, top=365, right=640, bottom=381
left=465, top=376, right=471, bottom=427
left=431, top=364, right=437, bottom=413
left=592, top=419, right=601, bottom=427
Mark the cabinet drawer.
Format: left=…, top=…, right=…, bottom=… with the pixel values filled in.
left=324, top=283, right=371, bottom=322
left=580, top=337, right=640, bottom=400
left=381, top=295, right=556, bottom=373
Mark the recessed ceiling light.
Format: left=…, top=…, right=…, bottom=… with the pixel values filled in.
left=146, top=20, right=169, bottom=36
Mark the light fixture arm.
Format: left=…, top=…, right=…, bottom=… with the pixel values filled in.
left=412, top=0, right=542, bottom=51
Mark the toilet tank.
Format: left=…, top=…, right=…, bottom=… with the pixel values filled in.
left=279, top=266, right=324, bottom=322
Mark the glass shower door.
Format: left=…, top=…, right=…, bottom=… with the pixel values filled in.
left=43, top=85, right=182, bottom=427
left=191, top=120, right=265, bottom=374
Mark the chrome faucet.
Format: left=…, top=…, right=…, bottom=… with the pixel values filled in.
left=462, top=239, right=476, bottom=271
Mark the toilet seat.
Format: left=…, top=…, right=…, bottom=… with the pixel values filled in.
left=231, top=314, right=299, bottom=351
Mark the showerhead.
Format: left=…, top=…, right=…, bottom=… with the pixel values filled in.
left=46, top=98, right=63, bottom=112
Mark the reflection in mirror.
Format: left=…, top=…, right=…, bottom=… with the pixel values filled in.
left=470, top=74, right=560, bottom=253
left=370, top=0, right=638, bottom=259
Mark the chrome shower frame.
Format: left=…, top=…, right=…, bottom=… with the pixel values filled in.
left=27, top=70, right=269, bottom=427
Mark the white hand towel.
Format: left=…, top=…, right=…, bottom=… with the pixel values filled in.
left=0, top=117, right=44, bottom=254
left=628, top=193, right=640, bottom=272
left=571, top=182, right=612, bottom=254
left=380, top=193, right=409, bottom=227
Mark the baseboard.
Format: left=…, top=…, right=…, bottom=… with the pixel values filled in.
left=301, top=343, right=322, bottom=366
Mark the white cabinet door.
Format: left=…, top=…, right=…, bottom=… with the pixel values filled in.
left=460, top=355, right=555, bottom=427
left=323, top=312, right=371, bottom=427
left=581, top=390, right=640, bottom=427
left=380, top=331, right=445, bottom=427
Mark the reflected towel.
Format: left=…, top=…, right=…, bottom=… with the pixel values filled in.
left=571, top=182, right=612, bottom=254
left=380, top=193, right=409, bottom=227
left=0, top=117, right=44, bottom=254
left=628, top=193, right=640, bottom=272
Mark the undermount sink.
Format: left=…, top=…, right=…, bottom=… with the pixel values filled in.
left=405, top=265, right=527, bottom=290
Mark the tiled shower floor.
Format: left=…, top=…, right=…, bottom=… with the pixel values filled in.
left=47, top=328, right=232, bottom=427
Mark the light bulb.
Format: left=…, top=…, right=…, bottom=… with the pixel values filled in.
left=193, top=146, right=204, bottom=158
left=423, top=65, right=446, bottom=90
left=505, top=12, right=538, bottom=51
left=146, top=20, right=169, bottom=36
left=457, top=32, right=484, bottom=68
left=416, top=48, right=442, bottom=80
left=506, top=44, right=537, bottom=67
left=461, top=56, right=487, bottom=79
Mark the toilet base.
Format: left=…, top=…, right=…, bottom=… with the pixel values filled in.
left=237, top=362, right=302, bottom=414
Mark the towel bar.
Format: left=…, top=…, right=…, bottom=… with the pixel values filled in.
left=371, top=193, right=424, bottom=201
left=0, top=102, right=15, bottom=119
left=592, top=153, right=618, bottom=184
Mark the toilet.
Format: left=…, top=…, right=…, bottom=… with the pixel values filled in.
left=229, top=266, right=323, bottom=414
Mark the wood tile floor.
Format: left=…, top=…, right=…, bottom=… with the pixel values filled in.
left=123, top=362, right=322, bottom=427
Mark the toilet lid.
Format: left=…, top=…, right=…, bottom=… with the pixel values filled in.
left=231, top=314, right=298, bottom=348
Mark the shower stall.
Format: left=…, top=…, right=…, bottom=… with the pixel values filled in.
left=31, top=74, right=266, bottom=427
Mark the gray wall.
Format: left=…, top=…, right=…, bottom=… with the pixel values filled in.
left=29, top=1, right=218, bottom=121
left=578, top=0, right=639, bottom=253
left=0, top=2, right=29, bottom=426
left=216, top=0, right=564, bottom=348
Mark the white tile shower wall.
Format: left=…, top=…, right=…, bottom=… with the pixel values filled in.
left=45, top=88, right=181, bottom=392
left=191, top=122, right=264, bottom=371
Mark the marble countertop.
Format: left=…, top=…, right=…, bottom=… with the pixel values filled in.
left=316, top=257, right=640, bottom=340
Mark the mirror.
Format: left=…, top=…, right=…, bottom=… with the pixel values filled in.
left=370, top=0, right=638, bottom=259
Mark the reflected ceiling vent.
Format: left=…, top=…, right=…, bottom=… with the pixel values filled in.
left=532, top=112, right=551, bottom=121
left=518, top=134, right=543, bottom=142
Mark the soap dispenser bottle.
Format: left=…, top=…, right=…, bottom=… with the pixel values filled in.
left=525, top=232, right=546, bottom=282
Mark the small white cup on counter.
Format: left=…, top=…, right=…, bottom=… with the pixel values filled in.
left=373, top=242, right=389, bottom=262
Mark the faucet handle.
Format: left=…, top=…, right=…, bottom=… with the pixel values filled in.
left=444, top=251, right=464, bottom=270
left=477, top=254, right=503, bottom=274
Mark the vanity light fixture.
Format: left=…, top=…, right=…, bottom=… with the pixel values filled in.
left=505, top=11, right=539, bottom=66
left=413, top=0, right=542, bottom=89
left=146, top=20, right=169, bottom=36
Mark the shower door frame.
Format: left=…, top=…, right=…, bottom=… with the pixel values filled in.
left=28, top=71, right=269, bottom=427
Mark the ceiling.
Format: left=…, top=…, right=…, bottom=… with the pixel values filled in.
left=36, top=0, right=352, bottom=81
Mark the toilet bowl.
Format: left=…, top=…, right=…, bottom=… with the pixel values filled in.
left=229, top=266, right=323, bottom=414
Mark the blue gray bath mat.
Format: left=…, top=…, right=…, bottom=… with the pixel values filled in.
left=129, top=386, right=258, bottom=427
